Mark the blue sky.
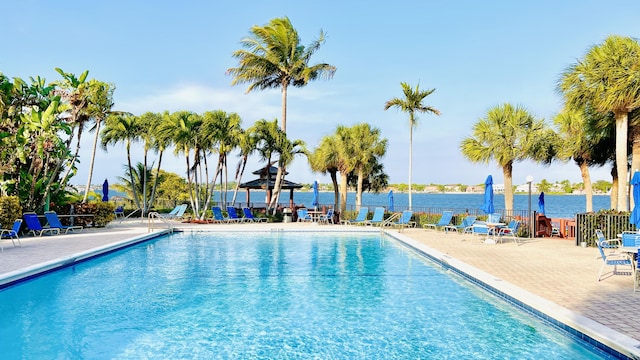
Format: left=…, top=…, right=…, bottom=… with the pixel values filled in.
left=4, top=0, right=640, bottom=188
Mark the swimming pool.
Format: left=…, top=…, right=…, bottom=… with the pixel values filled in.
left=0, top=231, right=615, bottom=359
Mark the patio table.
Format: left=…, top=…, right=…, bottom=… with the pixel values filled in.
left=484, top=222, right=505, bottom=245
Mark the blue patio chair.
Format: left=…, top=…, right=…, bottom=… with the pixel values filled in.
left=595, top=228, right=621, bottom=259
left=364, top=207, right=386, bottom=226
left=341, top=207, right=369, bottom=225
left=226, top=207, right=246, bottom=223
left=297, top=208, right=312, bottom=222
left=242, top=207, right=267, bottom=222
left=443, top=215, right=477, bottom=234
left=23, top=212, right=59, bottom=236
left=114, top=206, right=125, bottom=218
left=318, top=208, right=335, bottom=224
left=497, top=219, right=520, bottom=245
left=45, top=211, right=83, bottom=234
left=423, top=211, right=454, bottom=231
left=595, top=229, right=633, bottom=281
left=0, top=219, right=22, bottom=251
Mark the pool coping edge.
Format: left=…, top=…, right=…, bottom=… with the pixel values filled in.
left=0, top=230, right=171, bottom=288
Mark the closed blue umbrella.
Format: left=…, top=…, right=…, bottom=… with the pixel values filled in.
left=480, top=175, right=494, bottom=214
left=388, top=190, right=394, bottom=212
left=102, top=179, right=109, bottom=202
left=311, top=180, right=319, bottom=210
left=630, top=172, right=640, bottom=227
left=538, top=192, right=545, bottom=215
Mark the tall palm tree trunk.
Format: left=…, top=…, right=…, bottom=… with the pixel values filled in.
left=615, top=112, right=628, bottom=211
left=356, top=167, right=364, bottom=211
left=60, top=124, right=84, bottom=190
left=408, top=123, right=413, bottom=210
left=82, top=121, right=102, bottom=203
left=339, top=171, right=348, bottom=215
left=281, top=84, right=288, bottom=133
left=611, top=165, right=618, bottom=210
left=579, top=161, right=593, bottom=212
left=147, top=151, right=164, bottom=211
left=330, top=170, right=339, bottom=210
left=502, top=162, right=514, bottom=212
left=231, top=155, right=248, bottom=205
left=126, top=144, right=142, bottom=212
left=630, top=130, right=640, bottom=210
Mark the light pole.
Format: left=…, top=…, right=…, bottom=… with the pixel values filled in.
left=526, top=175, right=533, bottom=238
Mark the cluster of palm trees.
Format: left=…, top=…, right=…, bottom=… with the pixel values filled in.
left=461, top=35, right=640, bottom=214
left=100, top=111, right=309, bottom=219
left=0, top=68, right=116, bottom=211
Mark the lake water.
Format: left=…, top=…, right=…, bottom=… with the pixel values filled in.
left=215, top=191, right=611, bottom=219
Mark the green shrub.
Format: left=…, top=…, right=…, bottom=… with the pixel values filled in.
left=72, top=202, right=116, bottom=227
left=92, top=202, right=116, bottom=227
left=0, top=196, right=22, bottom=228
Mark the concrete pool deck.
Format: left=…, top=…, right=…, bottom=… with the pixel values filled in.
left=1, top=219, right=639, bottom=357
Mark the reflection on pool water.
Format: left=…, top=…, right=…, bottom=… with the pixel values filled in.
left=0, top=232, right=614, bottom=359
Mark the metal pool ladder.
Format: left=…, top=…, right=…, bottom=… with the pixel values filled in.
left=147, top=212, right=174, bottom=233
left=380, top=212, right=402, bottom=232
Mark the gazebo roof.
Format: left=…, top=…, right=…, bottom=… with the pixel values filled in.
left=252, top=165, right=289, bottom=177
left=239, top=178, right=303, bottom=190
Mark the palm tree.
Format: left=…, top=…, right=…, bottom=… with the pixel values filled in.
left=334, top=125, right=358, bottom=215
left=100, top=114, right=142, bottom=212
left=269, top=134, right=306, bottom=213
left=553, top=109, right=598, bottom=211
left=559, top=35, right=640, bottom=211
left=116, top=162, right=156, bottom=207
left=231, top=128, right=256, bottom=205
left=135, top=112, right=168, bottom=215
left=227, top=16, right=336, bottom=133
left=309, top=135, right=340, bottom=209
left=460, top=103, right=547, bottom=212
left=54, top=68, right=90, bottom=187
left=160, top=111, right=206, bottom=218
left=201, top=110, right=243, bottom=211
left=82, top=80, right=116, bottom=203
left=349, top=123, right=387, bottom=210
left=250, top=119, right=280, bottom=204
left=384, top=82, right=440, bottom=210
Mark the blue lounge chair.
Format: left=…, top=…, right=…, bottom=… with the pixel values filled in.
left=45, top=211, right=83, bottom=234
left=390, top=210, right=414, bottom=228
left=423, top=211, right=454, bottom=231
left=211, top=206, right=228, bottom=223
left=364, top=207, right=385, bottom=226
left=0, top=219, right=22, bottom=251
left=226, top=207, right=245, bottom=223
left=242, top=207, right=267, bottom=222
left=443, top=215, right=477, bottom=234
left=23, top=212, right=60, bottom=236
left=160, top=204, right=187, bottom=220
left=595, top=229, right=633, bottom=281
left=341, top=207, right=369, bottom=225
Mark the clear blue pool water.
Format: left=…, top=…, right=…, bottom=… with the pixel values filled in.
left=0, top=232, right=613, bottom=359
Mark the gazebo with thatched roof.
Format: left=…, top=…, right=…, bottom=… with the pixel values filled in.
left=239, top=164, right=303, bottom=208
